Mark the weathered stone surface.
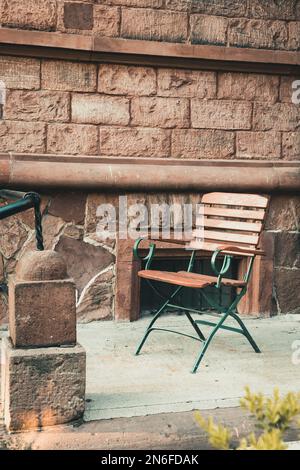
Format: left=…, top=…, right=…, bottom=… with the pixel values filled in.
left=158, top=69, right=216, bottom=98
left=274, top=232, right=300, bottom=268
left=64, top=2, right=93, bottom=30
left=84, top=193, right=118, bottom=245
left=72, top=94, right=130, bottom=125
left=0, top=121, right=46, bottom=153
left=77, top=266, right=114, bottom=322
left=2, top=338, right=86, bottom=431
left=9, top=278, right=77, bottom=347
left=274, top=268, right=300, bottom=314
left=236, top=131, right=281, bottom=159
left=282, top=132, right=300, bottom=160
left=0, top=0, right=56, bottom=31
left=63, top=225, right=84, bottom=240
left=100, top=127, right=171, bottom=157
left=4, top=90, right=70, bottom=122
left=165, top=0, right=191, bottom=11
left=42, top=60, right=97, bottom=92
left=0, top=56, right=40, bottom=90
left=218, top=73, right=279, bottom=103
left=265, top=196, right=300, bottom=231
left=253, top=103, right=300, bottom=131
left=48, top=192, right=87, bottom=224
left=93, top=5, right=120, bottom=37
left=191, top=14, right=228, bottom=45
left=249, top=0, right=297, bottom=20
left=41, top=215, right=66, bottom=251
left=228, top=19, right=288, bottom=50
left=0, top=216, right=28, bottom=258
left=0, top=253, right=3, bottom=282
left=98, top=64, right=156, bottom=96
left=191, top=99, right=252, bottom=130
left=121, top=8, right=188, bottom=42
left=131, top=97, right=189, bottom=128
left=191, top=0, right=247, bottom=17
left=47, top=123, right=98, bottom=155
left=0, top=292, right=8, bottom=325
left=100, top=0, right=163, bottom=6
left=55, top=236, right=115, bottom=293
left=171, top=129, right=234, bottom=159
left=16, top=250, right=68, bottom=282
left=289, top=22, right=300, bottom=50
left=280, top=76, right=300, bottom=103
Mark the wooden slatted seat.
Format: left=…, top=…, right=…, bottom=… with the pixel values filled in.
left=133, top=192, right=270, bottom=374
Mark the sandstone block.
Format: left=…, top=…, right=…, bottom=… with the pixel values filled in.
left=249, top=0, right=296, bottom=20
left=171, top=129, right=234, bottom=159
left=93, top=5, right=120, bottom=37
left=282, top=132, right=300, bottom=160
left=165, top=0, right=191, bottom=11
left=158, top=68, right=216, bottom=98
left=274, top=268, right=300, bottom=314
left=191, top=99, right=252, bottom=130
left=1, top=337, right=86, bottom=431
left=100, top=0, right=163, bottom=6
left=236, top=131, right=281, bottom=159
left=98, top=64, right=156, bottom=96
left=121, top=8, right=188, bottom=42
left=0, top=0, right=56, bottom=31
left=265, top=195, right=300, bottom=231
left=274, top=232, right=300, bottom=269
left=72, top=94, right=130, bottom=125
left=218, top=73, right=279, bottom=103
left=191, top=14, right=228, bottom=45
left=289, top=22, right=300, bottom=50
left=0, top=216, right=28, bottom=259
left=4, top=90, right=70, bottom=122
left=47, top=123, right=98, bottom=155
left=64, top=2, right=93, bottom=30
left=228, top=19, right=288, bottom=50
left=0, top=121, right=46, bottom=153
left=100, top=127, right=171, bottom=157
left=280, top=76, right=300, bottom=103
left=191, top=0, right=247, bottom=17
left=131, top=97, right=189, bottom=128
left=253, top=103, right=300, bottom=131
left=0, top=56, right=40, bottom=90
left=42, top=60, right=97, bottom=92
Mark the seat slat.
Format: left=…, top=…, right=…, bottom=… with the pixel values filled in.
left=204, top=206, right=265, bottom=220
left=178, top=271, right=246, bottom=287
left=138, top=270, right=212, bottom=288
left=202, top=192, right=269, bottom=208
left=201, top=218, right=262, bottom=233
left=194, top=229, right=259, bottom=245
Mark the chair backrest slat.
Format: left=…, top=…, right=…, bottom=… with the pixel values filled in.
left=204, top=207, right=265, bottom=220
left=202, top=218, right=262, bottom=233
left=202, top=192, right=269, bottom=208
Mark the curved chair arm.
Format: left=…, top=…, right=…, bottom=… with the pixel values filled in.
left=133, top=238, right=156, bottom=270
left=211, top=248, right=233, bottom=288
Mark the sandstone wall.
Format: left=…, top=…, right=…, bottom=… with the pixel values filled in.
left=0, top=1, right=300, bottom=51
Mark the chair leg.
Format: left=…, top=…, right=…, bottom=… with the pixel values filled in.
left=191, top=311, right=230, bottom=374
left=135, top=285, right=183, bottom=356
left=184, top=311, right=206, bottom=341
left=229, top=311, right=261, bottom=353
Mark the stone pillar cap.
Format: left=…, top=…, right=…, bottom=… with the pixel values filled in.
left=16, top=250, right=68, bottom=281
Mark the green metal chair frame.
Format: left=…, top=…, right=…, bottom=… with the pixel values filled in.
left=133, top=192, right=269, bottom=373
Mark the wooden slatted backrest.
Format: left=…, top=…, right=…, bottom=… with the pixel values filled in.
left=193, top=192, right=269, bottom=254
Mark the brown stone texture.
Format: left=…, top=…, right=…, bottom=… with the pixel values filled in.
left=48, top=192, right=87, bottom=224
left=64, top=2, right=94, bottom=30
left=158, top=69, right=216, bottom=98
left=171, top=129, right=234, bottom=159
left=100, top=0, right=163, bottom=6
left=0, top=291, right=8, bottom=325
left=274, top=232, right=300, bottom=269
left=0, top=216, right=28, bottom=259
left=218, top=73, right=279, bottom=103
left=121, top=8, right=188, bottom=42
left=228, top=19, right=288, bottom=50
left=9, top=278, right=77, bottom=348
left=236, top=131, right=281, bottom=160
left=191, top=0, right=247, bottom=17
left=274, top=268, right=300, bottom=314
left=72, top=94, right=130, bottom=125
left=0, top=56, right=40, bottom=90
left=282, top=132, right=300, bottom=160
left=289, top=22, right=300, bottom=50
left=249, top=0, right=297, bottom=20
left=280, top=76, right=300, bottom=102
left=131, top=97, right=189, bottom=128
left=191, top=99, right=252, bottom=130
left=42, top=60, right=97, bottom=92
left=47, top=123, right=98, bottom=155
left=253, top=103, right=300, bottom=131
left=84, top=193, right=118, bottom=242
left=77, top=266, right=114, bottom=322
left=100, top=127, right=171, bottom=157
left=55, top=236, right=115, bottom=294
left=4, top=91, right=70, bottom=122
left=0, top=0, right=56, bottom=31
left=265, top=195, right=300, bottom=231
left=2, top=337, right=86, bottom=431
left=0, top=121, right=46, bottom=153
left=190, top=14, right=228, bottom=45
left=98, top=64, right=156, bottom=96
left=93, top=5, right=120, bottom=37
left=16, top=250, right=68, bottom=282
left=165, top=0, right=191, bottom=11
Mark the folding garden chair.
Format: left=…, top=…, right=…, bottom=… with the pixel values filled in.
left=133, top=192, right=269, bottom=373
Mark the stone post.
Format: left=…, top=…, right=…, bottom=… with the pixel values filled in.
left=1, top=250, right=86, bottom=431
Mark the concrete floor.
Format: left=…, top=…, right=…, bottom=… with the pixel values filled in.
left=81, top=314, right=300, bottom=421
